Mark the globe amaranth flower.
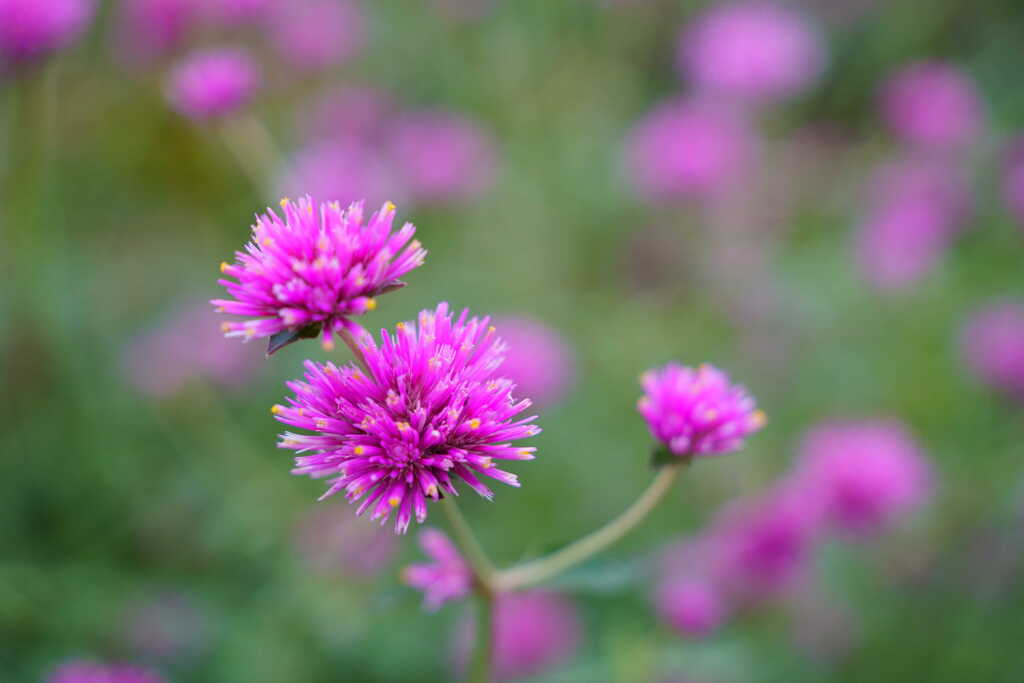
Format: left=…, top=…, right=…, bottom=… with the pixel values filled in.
left=166, top=48, right=261, bottom=122
left=678, top=1, right=825, bottom=103
left=0, top=0, right=93, bottom=65
left=961, top=301, right=1024, bottom=402
left=638, top=363, right=765, bottom=457
left=879, top=61, right=983, bottom=150
left=793, top=419, right=932, bottom=534
left=274, top=303, right=540, bottom=533
left=654, top=575, right=728, bottom=638
left=213, top=196, right=426, bottom=353
left=47, top=660, right=165, bottom=683
left=402, top=528, right=472, bottom=610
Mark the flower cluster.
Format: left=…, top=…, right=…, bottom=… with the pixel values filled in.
left=213, top=196, right=426, bottom=353
left=166, top=48, right=261, bottom=122
left=274, top=303, right=540, bottom=533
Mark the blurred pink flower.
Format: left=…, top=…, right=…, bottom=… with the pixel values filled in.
left=961, top=300, right=1024, bottom=401
left=299, top=85, right=395, bottom=142
left=0, top=0, right=93, bottom=65
left=122, top=303, right=262, bottom=398
left=114, top=0, right=196, bottom=65
left=855, top=159, right=971, bottom=292
left=1001, top=137, right=1024, bottom=229
left=279, top=139, right=398, bottom=209
left=121, top=592, right=209, bottom=660
left=47, top=660, right=165, bottom=683
left=492, top=315, right=574, bottom=408
left=793, top=419, right=932, bottom=535
left=678, top=1, right=826, bottom=103
left=454, top=591, right=582, bottom=681
left=166, top=47, right=260, bottom=121
left=879, top=62, right=983, bottom=151
left=402, top=528, right=472, bottom=610
left=654, top=576, right=728, bottom=638
left=386, top=110, right=497, bottom=203
left=269, top=0, right=364, bottom=72
left=293, top=504, right=398, bottom=577
left=625, top=98, right=757, bottom=201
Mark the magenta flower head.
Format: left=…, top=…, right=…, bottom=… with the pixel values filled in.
left=166, top=48, right=260, bottom=122
left=961, top=301, right=1024, bottom=401
left=386, top=110, right=497, bottom=203
left=402, top=528, right=472, bottom=610
left=0, top=0, right=93, bottom=65
left=454, top=591, right=582, bottom=681
left=274, top=303, right=540, bottom=533
left=879, top=62, right=983, bottom=150
left=269, top=0, right=364, bottom=72
left=491, top=315, right=574, bottom=408
left=625, top=98, right=757, bottom=202
left=213, top=196, right=426, bottom=354
left=654, top=575, right=728, bottom=638
left=114, top=0, right=196, bottom=65
left=47, top=660, right=165, bottom=683
left=678, top=1, right=825, bottom=103
left=638, top=363, right=765, bottom=458
left=793, top=419, right=932, bottom=534
left=1001, top=137, right=1024, bottom=229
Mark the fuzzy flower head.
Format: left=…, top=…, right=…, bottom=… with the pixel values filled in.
left=679, top=1, right=826, bottom=103
left=275, top=303, right=540, bottom=533
left=0, top=0, right=93, bottom=65
left=879, top=62, right=983, bottom=150
left=47, top=660, right=165, bottom=683
left=793, top=419, right=932, bottom=534
left=638, top=363, right=764, bottom=458
left=166, top=48, right=260, bottom=122
left=961, top=301, right=1024, bottom=402
left=213, top=196, right=425, bottom=354
left=654, top=576, right=728, bottom=638
left=269, top=0, right=364, bottom=72
left=403, top=528, right=472, bottom=610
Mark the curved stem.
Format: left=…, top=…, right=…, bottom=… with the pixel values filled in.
left=493, top=461, right=687, bottom=591
left=468, top=591, right=494, bottom=683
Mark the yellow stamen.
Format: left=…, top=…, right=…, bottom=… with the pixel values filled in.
left=353, top=446, right=366, bottom=455
left=751, top=410, right=767, bottom=428
left=220, top=262, right=229, bottom=273
left=425, top=484, right=438, bottom=497
left=397, top=421, right=411, bottom=431
left=388, top=497, right=401, bottom=507
left=279, top=197, right=290, bottom=208
left=396, top=321, right=406, bottom=330
left=468, top=418, right=481, bottom=429
left=322, top=338, right=335, bottom=351
left=315, top=418, right=328, bottom=429
left=480, top=457, right=493, bottom=469
left=365, top=298, right=377, bottom=311
left=271, top=405, right=282, bottom=415
left=519, top=449, right=532, bottom=457
left=383, top=201, right=396, bottom=213
left=220, top=322, right=232, bottom=333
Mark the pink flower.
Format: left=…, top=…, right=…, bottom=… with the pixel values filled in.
left=625, top=98, right=757, bottom=201
left=166, top=48, right=261, bottom=121
left=0, top=0, right=93, bottom=65
left=654, top=576, right=728, bottom=638
left=879, top=62, right=984, bottom=150
left=403, top=528, right=472, bottom=610
left=46, top=660, right=165, bottom=683
left=213, top=197, right=425, bottom=352
left=637, top=363, right=765, bottom=458
left=961, top=301, right=1024, bottom=401
left=275, top=303, right=540, bottom=533
left=793, top=419, right=932, bottom=534
left=386, top=110, right=497, bottom=203
left=454, top=591, right=582, bottom=681
left=678, top=1, right=825, bottom=103
left=492, top=315, right=574, bottom=408
left=269, top=0, right=364, bottom=72
left=293, top=504, right=398, bottom=577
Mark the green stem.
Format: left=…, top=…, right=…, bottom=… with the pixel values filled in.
left=468, top=590, right=494, bottom=683
left=440, top=496, right=496, bottom=582
left=493, top=461, right=687, bottom=591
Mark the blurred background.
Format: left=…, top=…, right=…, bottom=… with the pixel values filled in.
left=3, top=0, right=1024, bottom=681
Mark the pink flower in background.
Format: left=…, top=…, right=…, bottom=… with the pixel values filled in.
left=114, top=0, right=196, bottom=65
left=122, top=303, right=262, bottom=398
left=280, top=140, right=397, bottom=210
left=121, top=592, right=209, bottom=661
left=637, top=363, right=765, bottom=457
left=625, top=98, right=757, bottom=201
left=492, top=315, right=574, bottom=408
left=47, top=660, right=165, bottom=683
left=275, top=303, right=540, bottom=533
left=879, top=62, right=983, bottom=150
left=269, top=0, right=364, bottom=72
left=300, top=86, right=395, bottom=142
left=679, top=1, right=825, bottom=103
left=213, top=197, right=425, bottom=351
left=386, top=111, right=497, bottom=203
left=294, top=504, right=397, bottom=577
left=856, top=159, right=970, bottom=292
left=0, top=0, right=93, bottom=65
left=1001, top=137, right=1024, bottom=228
left=455, top=591, right=582, bottom=681
left=793, top=419, right=932, bottom=534
left=166, top=48, right=260, bottom=121
left=403, top=528, right=472, bottom=610
left=961, top=301, right=1024, bottom=401
left=654, top=576, right=728, bottom=638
